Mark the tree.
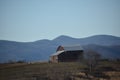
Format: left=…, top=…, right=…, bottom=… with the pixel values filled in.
left=85, top=50, right=101, bottom=73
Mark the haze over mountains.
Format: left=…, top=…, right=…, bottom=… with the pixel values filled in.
left=0, top=35, right=120, bottom=63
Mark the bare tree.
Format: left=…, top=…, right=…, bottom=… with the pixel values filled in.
left=84, top=50, right=101, bottom=73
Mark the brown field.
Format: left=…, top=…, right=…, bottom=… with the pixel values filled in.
left=0, top=61, right=120, bottom=80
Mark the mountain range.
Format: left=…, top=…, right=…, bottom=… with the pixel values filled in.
left=0, top=35, right=120, bottom=63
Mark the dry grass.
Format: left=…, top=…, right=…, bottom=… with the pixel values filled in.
left=0, top=61, right=120, bottom=80
left=0, top=62, right=82, bottom=80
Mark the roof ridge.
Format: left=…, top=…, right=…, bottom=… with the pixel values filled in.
left=61, top=44, right=81, bottom=47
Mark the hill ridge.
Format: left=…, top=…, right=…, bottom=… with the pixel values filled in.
left=0, top=35, right=120, bottom=63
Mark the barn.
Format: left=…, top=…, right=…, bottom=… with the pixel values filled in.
left=50, top=45, right=84, bottom=63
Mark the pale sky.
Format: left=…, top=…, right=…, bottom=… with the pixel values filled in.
left=0, top=0, right=120, bottom=42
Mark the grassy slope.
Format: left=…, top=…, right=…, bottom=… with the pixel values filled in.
left=0, top=61, right=120, bottom=80
left=0, top=62, right=84, bottom=80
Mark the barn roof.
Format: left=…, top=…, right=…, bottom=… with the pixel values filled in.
left=52, top=45, right=83, bottom=56
left=62, top=45, right=83, bottom=51
left=51, top=50, right=64, bottom=56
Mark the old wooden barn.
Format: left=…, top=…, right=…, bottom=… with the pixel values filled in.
left=50, top=45, right=84, bottom=63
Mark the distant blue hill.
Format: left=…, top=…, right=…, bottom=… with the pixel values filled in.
left=53, top=35, right=120, bottom=45
left=82, top=44, right=120, bottom=59
left=0, top=35, right=120, bottom=63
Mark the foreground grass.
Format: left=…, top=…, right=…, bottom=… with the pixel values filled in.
left=0, top=61, right=120, bottom=80
left=0, top=62, right=84, bottom=80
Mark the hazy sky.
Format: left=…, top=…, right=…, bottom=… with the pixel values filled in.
left=0, top=0, right=120, bottom=42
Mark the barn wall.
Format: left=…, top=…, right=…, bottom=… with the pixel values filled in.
left=50, top=55, right=58, bottom=63
left=58, top=50, right=83, bottom=62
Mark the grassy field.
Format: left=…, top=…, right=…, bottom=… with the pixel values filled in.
left=0, top=61, right=120, bottom=80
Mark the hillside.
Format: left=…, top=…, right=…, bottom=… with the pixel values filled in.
left=0, top=61, right=120, bottom=80
left=0, top=35, right=120, bottom=63
left=53, top=35, right=120, bottom=45
left=83, top=44, right=120, bottom=59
